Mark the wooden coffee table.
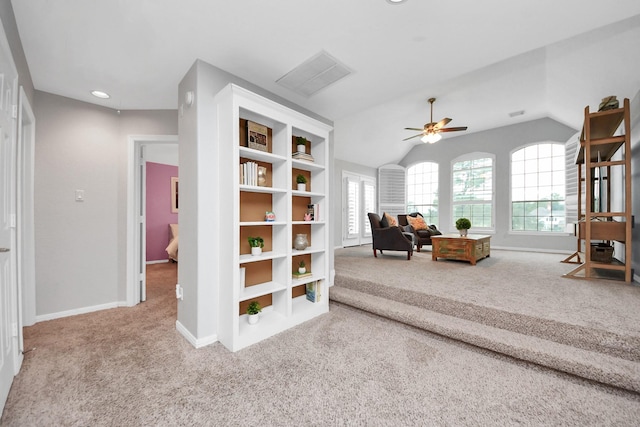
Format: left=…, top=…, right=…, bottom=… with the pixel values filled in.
left=431, top=234, right=491, bottom=265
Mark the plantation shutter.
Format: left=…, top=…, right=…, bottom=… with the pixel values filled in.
left=564, top=132, right=580, bottom=225
left=345, top=175, right=360, bottom=239
left=378, top=164, right=406, bottom=217
left=363, top=178, right=376, bottom=236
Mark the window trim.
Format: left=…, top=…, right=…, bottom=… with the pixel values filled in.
left=450, top=152, right=495, bottom=233
left=406, top=161, right=439, bottom=225
left=509, top=141, right=570, bottom=235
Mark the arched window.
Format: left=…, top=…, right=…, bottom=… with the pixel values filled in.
left=451, top=153, right=494, bottom=230
left=511, top=143, right=566, bottom=232
left=407, top=162, right=439, bottom=225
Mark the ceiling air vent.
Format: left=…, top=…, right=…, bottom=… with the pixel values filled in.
left=276, top=51, right=352, bottom=97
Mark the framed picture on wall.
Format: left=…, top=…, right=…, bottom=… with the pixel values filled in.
left=171, top=177, right=179, bottom=213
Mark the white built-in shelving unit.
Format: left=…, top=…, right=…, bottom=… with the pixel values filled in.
left=214, top=84, right=332, bottom=351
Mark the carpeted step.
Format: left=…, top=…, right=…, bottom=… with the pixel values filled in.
left=329, top=285, right=640, bottom=393
left=334, top=274, right=640, bottom=363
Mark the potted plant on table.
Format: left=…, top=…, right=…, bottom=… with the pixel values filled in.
left=455, top=218, right=471, bottom=237
left=247, top=301, right=261, bottom=325
left=296, top=174, right=308, bottom=191
left=248, top=236, right=264, bottom=256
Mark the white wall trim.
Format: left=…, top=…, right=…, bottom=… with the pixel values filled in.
left=175, top=320, right=218, bottom=348
left=126, top=135, right=178, bottom=307
left=146, top=260, right=170, bottom=265
left=17, top=86, right=36, bottom=327
left=35, top=301, right=123, bottom=322
left=490, top=245, right=573, bottom=255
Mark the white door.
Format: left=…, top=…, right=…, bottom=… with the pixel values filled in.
left=0, top=18, right=20, bottom=410
left=342, top=172, right=376, bottom=247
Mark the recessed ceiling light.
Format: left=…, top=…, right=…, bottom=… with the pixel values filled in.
left=386, top=0, right=407, bottom=4
left=91, top=90, right=110, bottom=99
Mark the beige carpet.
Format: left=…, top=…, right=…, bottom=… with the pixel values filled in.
left=331, top=246, right=640, bottom=392
left=2, top=258, right=640, bottom=426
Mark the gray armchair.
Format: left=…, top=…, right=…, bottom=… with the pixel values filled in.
left=398, top=213, right=442, bottom=252
left=367, top=213, right=413, bottom=260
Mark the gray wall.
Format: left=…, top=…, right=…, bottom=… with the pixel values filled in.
left=397, top=117, right=578, bottom=251
left=34, top=91, right=177, bottom=317
left=0, top=0, right=33, bottom=105
left=177, top=60, right=335, bottom=342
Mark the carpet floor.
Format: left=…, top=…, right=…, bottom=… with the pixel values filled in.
left=2, top=256, right=640, bottom=426
left=331, top=246, right=640, bottom=392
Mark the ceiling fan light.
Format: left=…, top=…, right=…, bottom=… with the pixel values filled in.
left=421, top=132, right=441, bottom=144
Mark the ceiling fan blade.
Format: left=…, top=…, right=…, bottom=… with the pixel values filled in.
left=404, top=127, right=424, bottom=131
left=403, top=133, right=424, bottom=141
left=433, top=118, right=452, bottom=130
left=439, top=126, right=468, bottom=133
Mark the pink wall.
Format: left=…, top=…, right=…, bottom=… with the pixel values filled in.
left=146, top=162, right=178, bottom=261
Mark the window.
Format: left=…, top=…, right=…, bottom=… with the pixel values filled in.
left=345, top=176, right=360, bottom=239
left=343, top=172, right=376, bottom=246
left=407, top=162, right=439, bottom=225
left=511, top=143, right=566, bottom=232
left=452, top=154, right=494, bottom=229
left=363, top=179, right=376, bottom=236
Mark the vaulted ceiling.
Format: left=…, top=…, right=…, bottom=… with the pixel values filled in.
left=11, top=1, right=640, bottom=167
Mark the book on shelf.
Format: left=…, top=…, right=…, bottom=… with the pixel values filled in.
left=240, top=161, right=259, bottom=186
left=292, top=151, right=314, bottom=162
left=292, top=271, right=312, bottom=279
left=306, top=203, right=320, bottom=221
left=247, top=120, right=268, bottom=152
left=306, top=280, right=321, bottom=303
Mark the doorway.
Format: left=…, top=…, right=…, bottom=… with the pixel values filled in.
left=342, top=171, right=376, bottom=247
left=127, top=136, right=178, bottom=306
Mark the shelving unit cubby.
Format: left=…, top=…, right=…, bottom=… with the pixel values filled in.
left=563, top=98, right=633, bottom=282
left=214, top=84, right=332, bottom=351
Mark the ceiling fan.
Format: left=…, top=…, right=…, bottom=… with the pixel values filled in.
left=403, top=97, right=468, bottom=143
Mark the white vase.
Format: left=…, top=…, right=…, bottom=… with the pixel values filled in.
left=297, top=183, right=306, bottom=191
left=251, top=247, right=262, bottom=256
left=297, top=144, right=306, bottom=154
left=247, top=313, right=259, bottom=325
left=298, top=267, right=306, bottom=274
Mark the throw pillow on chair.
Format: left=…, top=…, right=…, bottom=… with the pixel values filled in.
left=407, top=215, right=428, bottom=230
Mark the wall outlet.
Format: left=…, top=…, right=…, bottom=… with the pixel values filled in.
left=175, top=284, right=183, bottom=300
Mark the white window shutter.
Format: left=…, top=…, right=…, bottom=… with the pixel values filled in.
left=564, top=132, right=580, bottom=223
left=378, top=164, right=406, bottom=217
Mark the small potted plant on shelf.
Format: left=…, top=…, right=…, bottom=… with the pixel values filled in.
left=455, top=218, right=471, bottom=237
left=296, top=174, right=308, bottom=191
left=248, top=236, right=264, bottom=256
left=296, top=136, right=308, bottom=154
left=247, top=301, right=261, bottom=325
left=298, top=260, right=306, bottom=274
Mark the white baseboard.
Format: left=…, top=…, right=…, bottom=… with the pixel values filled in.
left=146, top=259, right=170, bottom=265
left=490, top=245, right=573, bottom=255
left=36, top=301, right=121, bottom=322
left=175, top=320, right=218, bottom=348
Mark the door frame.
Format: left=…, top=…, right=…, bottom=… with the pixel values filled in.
left=126, top=135, right=178, bottom=306
left=341, top=171, right=376, bottom=247
left=17, top=87, right=36, bottom=328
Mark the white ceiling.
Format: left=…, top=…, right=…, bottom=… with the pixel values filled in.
left=11, top=1, right=640, bottom=167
